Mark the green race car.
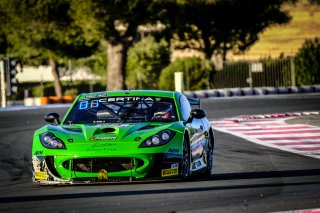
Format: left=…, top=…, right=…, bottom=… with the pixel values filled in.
left=32, top=90, right=214, bottom=184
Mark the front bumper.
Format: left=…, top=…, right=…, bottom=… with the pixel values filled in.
left=32, top=153, right=182, bottom=185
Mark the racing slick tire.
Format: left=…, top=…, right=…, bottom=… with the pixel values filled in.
left=181, top=135, right=191, bottom=179
left=206, top=130, right=214, bottom=177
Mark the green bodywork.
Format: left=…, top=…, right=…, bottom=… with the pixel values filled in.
left=32, top=90, right=188, bottom=183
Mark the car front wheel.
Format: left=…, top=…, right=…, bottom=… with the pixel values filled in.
left=206, top=131, right=214, bottom=177
left=181, top=137, right=191, bottom=179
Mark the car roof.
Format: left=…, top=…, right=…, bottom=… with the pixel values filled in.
left=77, top=90, right=182, bottom=100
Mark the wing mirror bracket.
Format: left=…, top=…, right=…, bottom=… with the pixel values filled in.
left=44, top=112, right=61, bottom=125
left=186, top=109, right=206, bottom=123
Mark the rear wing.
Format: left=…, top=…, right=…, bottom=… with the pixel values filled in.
left=187, top=98, right=201, bottom=108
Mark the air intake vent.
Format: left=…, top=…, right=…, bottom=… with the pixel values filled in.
left=101, top=127, right=116, bottom=133
left=139, top=126, right=155, bottom=131
left=63, top=127, right=82, bottom=133
left=72, top=158, right=144, bottom=172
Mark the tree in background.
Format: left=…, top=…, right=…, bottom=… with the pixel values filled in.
left=159, top=57, right=212, bottom=91
left=0, top=5, right=9, bottom=54
left=0, top=0, right=99, bottom=97
left=126, top=36, right=169, bottom=89
left=70, top=0, right=166, bottom=91
left=165, top=0, right=295, bottom=62
left=1, top=0, right=298, bottom=92
left=83, top=0, right=296, bottom=90
left=295, top=37, right=320, bottom=85
left=75, top=40, right=108, bottom=82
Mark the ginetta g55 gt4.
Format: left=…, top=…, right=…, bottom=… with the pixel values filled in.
left=32, top=90, right=214, bottom=184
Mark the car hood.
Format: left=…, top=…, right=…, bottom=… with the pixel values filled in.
left=38, top=122, right=183, bottom=143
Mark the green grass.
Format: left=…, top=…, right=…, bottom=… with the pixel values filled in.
left=231, top=0, right=320, bottom=60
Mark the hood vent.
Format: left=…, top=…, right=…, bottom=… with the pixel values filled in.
left=101, top=127, right=116, bottom=133
left=138, top=125, right=156, bottom=131
left=63, top=127, right=82, bottom=133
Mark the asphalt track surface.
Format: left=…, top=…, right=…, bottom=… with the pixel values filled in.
left=0, top=93, right=320, bottom=213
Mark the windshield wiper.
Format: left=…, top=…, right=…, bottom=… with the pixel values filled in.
left=119, top=100, right=139, bottom=123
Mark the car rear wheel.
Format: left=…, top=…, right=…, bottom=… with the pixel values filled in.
left=181, top=136, right=191, bottom=179
left=206, top=131, right=214, bottom=177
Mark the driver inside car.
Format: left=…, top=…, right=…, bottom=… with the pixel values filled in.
left=150, top=103, right=174, bottom=121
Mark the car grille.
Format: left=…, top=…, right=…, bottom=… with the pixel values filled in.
left=71, top=158, right=144, bottom=173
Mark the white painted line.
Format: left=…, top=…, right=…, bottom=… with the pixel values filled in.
left=272, top=140, right=320, bottom=144
left=212, top=114, right=320, bottom=160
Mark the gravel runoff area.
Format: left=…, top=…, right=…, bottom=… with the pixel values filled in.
left=286, top=115, right=320, bottom=127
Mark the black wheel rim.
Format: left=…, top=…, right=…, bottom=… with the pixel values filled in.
left=206, top=134, right=214, bottom=175
left=182, top=139, right=190, bottom=178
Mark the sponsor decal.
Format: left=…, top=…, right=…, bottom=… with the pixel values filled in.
left=93, top=120, right=106, bottom=124
left=96, top=111, right=112, bottom=118
left=84, top=93, right=107, bottom=99
left=92, top=143, right=116, bottom=148
left=171, top=163, right=179, bottom=169
left=79, top=97, right=154, bottom=110
left=87, top=143, right=118, bottom=152
left=34, top=151, right=43, bottom=156
left=35, top=170, right=49, bottom=180
left=90, top=136, right=117, bottom=141
left=32, top=156, right=45, bottom=171
left=98, top=169, right=108, bottom=181
left=168, top=148, right=179, bottom=153
left=161, top=168, right=179, bottom=177
left=92, top=122, right=131, bottom=127
left=102, top=123, right=130, bottom=127
left=191, top=158, right=206, bottom=171
left=86, top=148, right=117, bottom=152
left=92, top=143, right=116, bottom=147
left=190, top=134, right=207, bottom=150
left=98, top=97, right=154, bottom=103
left=192, top=146, right=204, bottom=159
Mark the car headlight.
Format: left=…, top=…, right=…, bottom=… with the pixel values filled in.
left=39, top=132, right=66, bottom=149
left=139, top=130, right=175, bottom=147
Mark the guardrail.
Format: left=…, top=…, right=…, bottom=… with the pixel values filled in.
left=183, top=85, right=320, bottom=99
left=3, top=85, right=320, bottom=107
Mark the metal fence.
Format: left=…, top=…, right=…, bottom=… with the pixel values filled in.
left=210, top=57, right=295, bottom=89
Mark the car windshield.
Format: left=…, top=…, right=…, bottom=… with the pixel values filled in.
left=63, top=96, right=178, bottom=125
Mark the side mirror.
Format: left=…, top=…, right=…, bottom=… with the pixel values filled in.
left=186, top=109, right=206, bottom=123
left=44, top=112, right=61, bottom=125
